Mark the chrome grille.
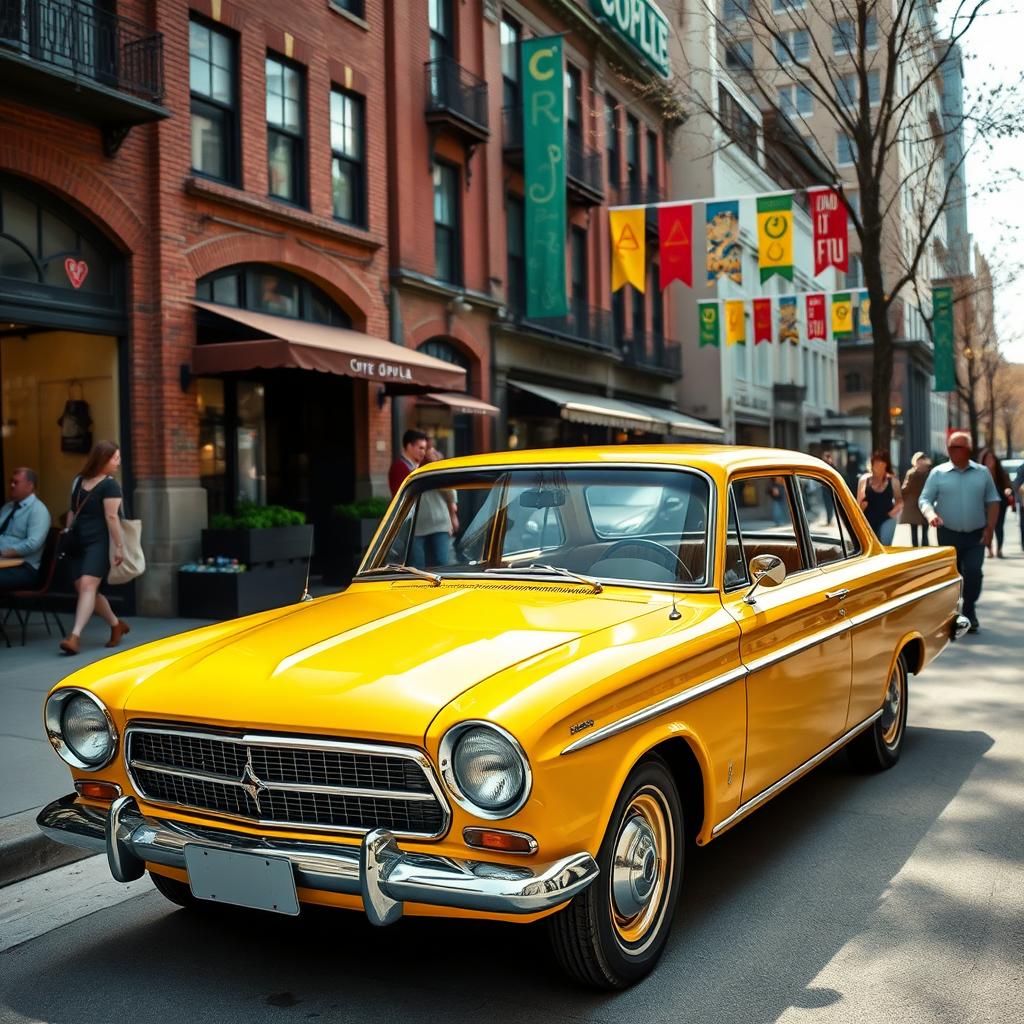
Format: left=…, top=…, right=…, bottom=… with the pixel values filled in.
left=125, top=726, right=449, bottom=838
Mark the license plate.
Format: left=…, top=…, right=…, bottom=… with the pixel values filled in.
left=183, top=844, right=300, bottom=916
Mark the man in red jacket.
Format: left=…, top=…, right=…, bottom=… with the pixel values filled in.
left=388, top=429, right=429, bottom=496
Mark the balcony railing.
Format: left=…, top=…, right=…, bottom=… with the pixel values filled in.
left=515, top=300, right=615, bottom=353
left=0, top=0, right=163, bottom=101
left=622, top=330, right=682, bottom=377
left=424, top=56, right=489, bottom=141
left=566, top=134, right=603, bottom=204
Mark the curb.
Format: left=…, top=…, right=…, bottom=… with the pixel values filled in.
left=0, top=807, right=92, bottom=889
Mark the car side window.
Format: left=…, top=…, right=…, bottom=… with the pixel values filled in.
left=795, top=476, right=846, bottom=566
left=502, top=484, right=566, bottom=556
left=730, top=475, right=806, bottom=576
left=724, top=490, right=748, bottom=589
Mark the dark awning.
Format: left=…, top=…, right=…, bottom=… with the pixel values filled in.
left=191, top=301, right=466, bottom=392
left=421, top=392, right=500, bottom=416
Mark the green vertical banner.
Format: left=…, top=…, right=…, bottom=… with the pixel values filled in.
left=932, top=286, right=955, bottom=392
left=699, top=301, right=720, bottom=347
left=521, top=36, right=567, bottom=318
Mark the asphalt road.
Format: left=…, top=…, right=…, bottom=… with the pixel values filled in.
left=2, top=550, right=1022, bottom=1023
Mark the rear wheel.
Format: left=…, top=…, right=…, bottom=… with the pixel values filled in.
left=149, top=870, right=203, bottom=909
left=848, top=655, right=908, bottom=771
left=547, top=756, right=683, bottom=989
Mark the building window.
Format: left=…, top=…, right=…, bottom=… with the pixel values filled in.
left=778, top=82, right=813, bottom=116
left=500, top=15, right=521, bottom=111
left=631, top=284, right=645, bottom=342
left=833, top=16, right=877, bottom=54
left=837, top=73, right=857, bottom=108
left=837, top=133, right=856, bottom=165
left=723, top=0, right=749, bottom=19
left=330, top=88, right=366, bottom=226
left=606, top=94, right=620, bottom=188
left=626, top=115, right=640, bottom=197
left=612, top=289, right=625, bottom=341
left=725, top=39, right=753, bottom=71
left=329, top=0, right=365, bottom=16
left=775, top=29, right=809, bottom=63
left=570, top=226, right=588, bottom=331
left=718, top=84, right=759, bottom=163
left=844, top=253, right=863, bottom=289
left=844, top=189, right=860, bottom=221
left=266, top=55, right=305, bottom=205
left=433, top=161, right=461, bottom=285
left=867, top=70, right=881, bottom=105
left=506, top=193, right=525, bottom=314
left=195, top=264, right=350, bottom=325
left=429, top=0, right=454, bottom=62
left=189, top=18, right=237, bottom=183
left=566, top=64, right=583, bottom=155
left=651, top=264, right=663, bottom=340
left=646, top=129, right=659, bottom=196
left=844, top=371, right=863, bottom=393
left=772, top=0, right=804, bottom=10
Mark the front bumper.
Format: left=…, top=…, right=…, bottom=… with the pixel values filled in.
left=37, top=795, right=598, bottom=925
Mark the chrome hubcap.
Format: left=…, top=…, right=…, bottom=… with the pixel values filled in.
left=611, top=812, right=660, bottom=918
left=880, top=666, right=903, bottom=745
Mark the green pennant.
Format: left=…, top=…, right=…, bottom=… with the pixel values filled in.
left=699, top=301, right=720, bottom=347
left=932, top=286, right=955, bottom=392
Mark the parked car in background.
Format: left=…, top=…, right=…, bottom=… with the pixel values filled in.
left=38, top=447, right=966, bottom=988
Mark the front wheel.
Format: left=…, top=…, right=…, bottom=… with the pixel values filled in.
left=547, top=756, right=683, bottom=989
left=848, top=655, right=908, bottom=771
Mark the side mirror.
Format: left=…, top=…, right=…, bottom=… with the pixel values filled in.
left=743, top=554, right=787, bottom=605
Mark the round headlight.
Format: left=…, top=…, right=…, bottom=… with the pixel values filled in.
left=441, top=723, right=531, bottom=819
left=45, top=689, right=117, bottom=770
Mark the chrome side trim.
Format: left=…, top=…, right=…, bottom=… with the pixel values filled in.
left=744, top=619, right=852, bottom=675
left=36, top=795, right=599, bottom=922
left=123, top=725, right=452, bottom=840
left=847, top=577, right=960, bottom=629
left=561, top=666, right=748, bottom=755
left=710, top=710, right=883, bottom=837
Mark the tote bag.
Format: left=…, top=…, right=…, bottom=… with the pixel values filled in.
left=108, top=513, right=145, bottom=585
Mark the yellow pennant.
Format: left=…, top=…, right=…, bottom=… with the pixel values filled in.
left=756, top=195, right=794, bottom=283
left=725, top=299, right=746, bottom=345
left=610, top=209, right=646, bottom=292
left=831, top=292, right=853, bottom=336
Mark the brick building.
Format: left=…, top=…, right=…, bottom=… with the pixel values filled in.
left=0, top=0, right=705, bottom=616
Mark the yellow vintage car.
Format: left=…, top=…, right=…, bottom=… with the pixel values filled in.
left=39, top=446, right=967, bottom=988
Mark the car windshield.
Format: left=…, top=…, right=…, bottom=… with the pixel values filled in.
left=362, top=467, right=712, bottom=587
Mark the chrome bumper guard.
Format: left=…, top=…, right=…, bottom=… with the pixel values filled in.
left=37, top=795, right=598, bottom=925
left=951, top=614, right=971, bottom=641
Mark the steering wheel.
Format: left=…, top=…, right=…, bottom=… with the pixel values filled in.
left=598, top=539, right=695, bottom=582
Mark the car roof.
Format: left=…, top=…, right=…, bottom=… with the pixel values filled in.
left=414, top=445, right=834, bottom=480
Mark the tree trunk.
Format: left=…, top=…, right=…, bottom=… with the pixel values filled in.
left=861, top=222, right=892, bottom=455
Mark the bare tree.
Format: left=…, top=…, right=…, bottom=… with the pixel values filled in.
left=676, top=0, right=1023, bottom=452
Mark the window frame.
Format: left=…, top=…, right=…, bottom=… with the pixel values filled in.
left=266, top=52, right=307, bottom=207
left=433, top=159, right=462, bottom=286
left=329, top=86, right=367, bottom=227
left=793, top=473, right=864, bottom=565
left=189, top=15, right=240, bottom=185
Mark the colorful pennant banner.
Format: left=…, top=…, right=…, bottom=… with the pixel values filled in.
left=858, top=291, right=872, bottom=338
left=831, top=292, right=854, bottom=337
left=658, top=204, right=693, bottom=288
left=610, top=208, right=646, bottom=292
left=932, top=286, right=955, bottom=392
left=757, top=194, right=794, bottom=283
left=753, top=298, right=772, bottom=344
left=806, top=294, right=827, bottom=341
left=811, top=188, right=849, bottom=275
left=706, top=201, right=741, bottom=285
left=698, top=301, right=720, bottom=347
left=725, top=299, right=746, bottom=345
left=778, top=296, right=798, bottom=345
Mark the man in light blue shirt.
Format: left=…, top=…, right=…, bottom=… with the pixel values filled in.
left=919, top=432, right=1000, bottom=632
left=0, top=468, right=52, bottom=591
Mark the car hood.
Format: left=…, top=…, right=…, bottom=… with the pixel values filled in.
left=121, top=582, right=656, bottom=743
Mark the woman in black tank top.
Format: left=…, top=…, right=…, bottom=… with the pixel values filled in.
left=857, top=450, right=904, bottom=545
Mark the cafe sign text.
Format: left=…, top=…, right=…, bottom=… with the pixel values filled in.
left=590, top=0, right=671, bottom=80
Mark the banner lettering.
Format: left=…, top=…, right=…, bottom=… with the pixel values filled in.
left=811, top=188, right=849, bottom=275
left=610, top=209, right=646, bottom=292
left=698, top=301, right=720, bottom=347
left=806, top=294, right=827, bottom=341
left=725, top=299, right=746, bottom=346
left=753, top=298, right=772, bottom=343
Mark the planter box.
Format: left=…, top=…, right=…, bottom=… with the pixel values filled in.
left=201, top=524, right=314, bottom=566
left=322, top=516, right=382, bottom=585
left=178, top=563, right=308, bottom=619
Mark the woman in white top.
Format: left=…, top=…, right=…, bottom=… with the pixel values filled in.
left=410, top=446, right=458, bottom=568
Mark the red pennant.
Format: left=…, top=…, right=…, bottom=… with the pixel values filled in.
left=811, top=189, right=848, bottom=275
left=658, top=204, right=693, bottom=288
left=753, top=298, right=772, bottom=343
left=806, top=293, right=827, bottom=340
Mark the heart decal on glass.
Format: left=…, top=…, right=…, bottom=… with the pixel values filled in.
left=64, top=258, right=89, bottom=289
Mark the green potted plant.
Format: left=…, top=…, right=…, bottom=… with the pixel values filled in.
left=202, top=502, right=313, bottom=565
left=324, top=496, right=391, bottom=584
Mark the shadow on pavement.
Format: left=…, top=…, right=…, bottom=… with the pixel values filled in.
left=1, top=724, right=993, bottom=1024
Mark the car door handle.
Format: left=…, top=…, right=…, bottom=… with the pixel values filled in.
left=825, top=589, right=850, bottom=602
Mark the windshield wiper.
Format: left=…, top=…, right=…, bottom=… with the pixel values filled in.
left=358, top=564, right=443, bottom=586
left=485, top=563, right=603, bottom=594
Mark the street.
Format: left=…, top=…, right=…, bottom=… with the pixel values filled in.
left=1, top=544, right=1022, bottom=1022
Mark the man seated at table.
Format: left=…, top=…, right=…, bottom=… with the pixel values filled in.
left=0, top=468, right=52, bottom=591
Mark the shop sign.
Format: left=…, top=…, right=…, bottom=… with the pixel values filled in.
left=349, top=358, right=414, bottom=382
left=590, top=0, right=671, bottom=80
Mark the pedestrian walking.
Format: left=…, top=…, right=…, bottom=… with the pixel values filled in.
left=919, top=431, right=1001, bottom=633
left=0, top=467, right=51, bottom=590
left=59, top=440, right=130, bottom=655
left=857, top=450, right=903, bottom=545
left=976, top=447, right=1014, bottom=558
left=900, top=452, right=933, bottom=547
left=409, top=444, right=458, bottom=568
left=388, top=428, right=429, bottom=497
left=1014, top=461, right=1024, bottom=553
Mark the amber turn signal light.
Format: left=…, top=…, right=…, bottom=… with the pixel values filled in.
left=74, top=780, right=121, bottom=801
left=463, top=827, right=537, bottom=855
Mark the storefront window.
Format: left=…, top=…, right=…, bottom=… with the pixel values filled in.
left=235, top=381, right=267, bottom=505
left=195, top=265, right=349, bottom=326
left=197, top=378, right=227, bottom=515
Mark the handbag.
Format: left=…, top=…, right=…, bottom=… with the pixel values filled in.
left=108, top=506, right=145, bottom=585
left=59, top=476, right=92, bottom=559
